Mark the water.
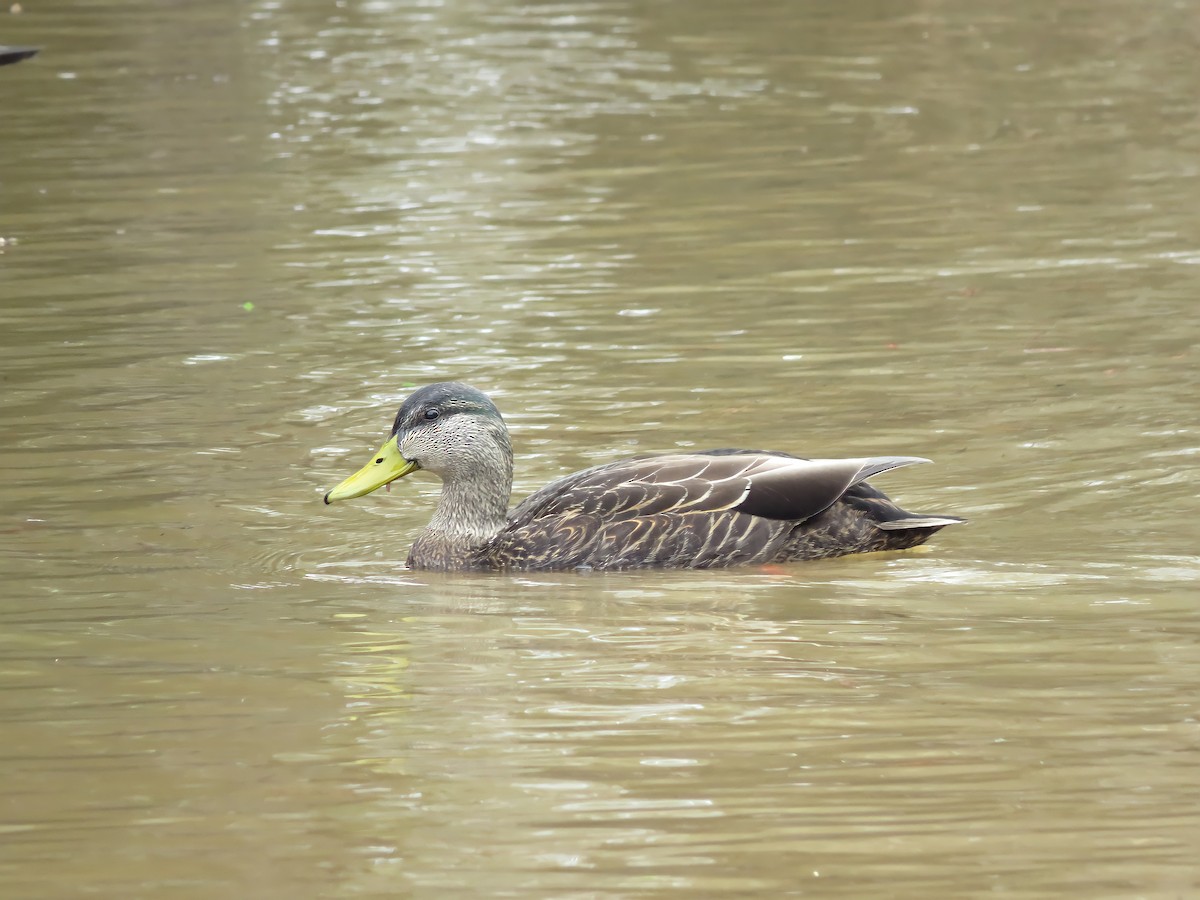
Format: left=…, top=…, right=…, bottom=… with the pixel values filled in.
left=2, top=1, right=1198, bottom=897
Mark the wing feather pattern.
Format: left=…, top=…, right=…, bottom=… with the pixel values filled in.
left=485, top=452, right=938, bottom=570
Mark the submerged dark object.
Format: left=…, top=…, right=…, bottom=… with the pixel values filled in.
left=324, top=382, right=964, bottom=572
left=0, top=46, right=39, bottom=66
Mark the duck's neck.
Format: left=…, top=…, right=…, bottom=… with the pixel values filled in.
left=408, top=449, right=513, bottom=570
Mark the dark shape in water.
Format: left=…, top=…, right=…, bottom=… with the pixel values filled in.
left=0, top=46, right=39, bottom=67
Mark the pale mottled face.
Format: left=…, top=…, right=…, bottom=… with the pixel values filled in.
left=390, top=382, right=509, bottom=479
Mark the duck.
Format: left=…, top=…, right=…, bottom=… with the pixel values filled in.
left=323, top=382, right=964, bottom=572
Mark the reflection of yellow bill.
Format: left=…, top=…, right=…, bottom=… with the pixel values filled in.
left=324, top=435, right=419, bottom=504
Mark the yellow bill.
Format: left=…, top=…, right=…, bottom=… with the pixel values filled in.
left=324, top=435, right=419, bottom=504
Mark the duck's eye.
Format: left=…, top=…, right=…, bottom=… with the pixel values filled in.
left=423, top=408, right=440, bottom=421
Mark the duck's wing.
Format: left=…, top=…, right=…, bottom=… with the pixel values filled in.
left=490, top=452, right=930, bottom=570
left=511, top=452, right=929, bottom=522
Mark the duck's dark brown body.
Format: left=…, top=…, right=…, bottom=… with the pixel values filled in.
left=450, top=450, right=962, bottom=572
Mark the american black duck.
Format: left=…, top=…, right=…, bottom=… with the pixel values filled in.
left=324, top=382, right=963, bottom=571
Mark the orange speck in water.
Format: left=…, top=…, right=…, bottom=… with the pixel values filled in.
left=757, top=564, right=791, bottom=576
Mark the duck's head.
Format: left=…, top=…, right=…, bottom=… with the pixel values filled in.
left=323, top=382, right=511, bottom=504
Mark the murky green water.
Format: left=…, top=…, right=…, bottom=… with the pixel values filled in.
left=2, top=1, right=1198, bottom=897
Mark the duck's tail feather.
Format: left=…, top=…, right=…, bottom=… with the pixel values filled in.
left=876, top=515, right=966, bottom=531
